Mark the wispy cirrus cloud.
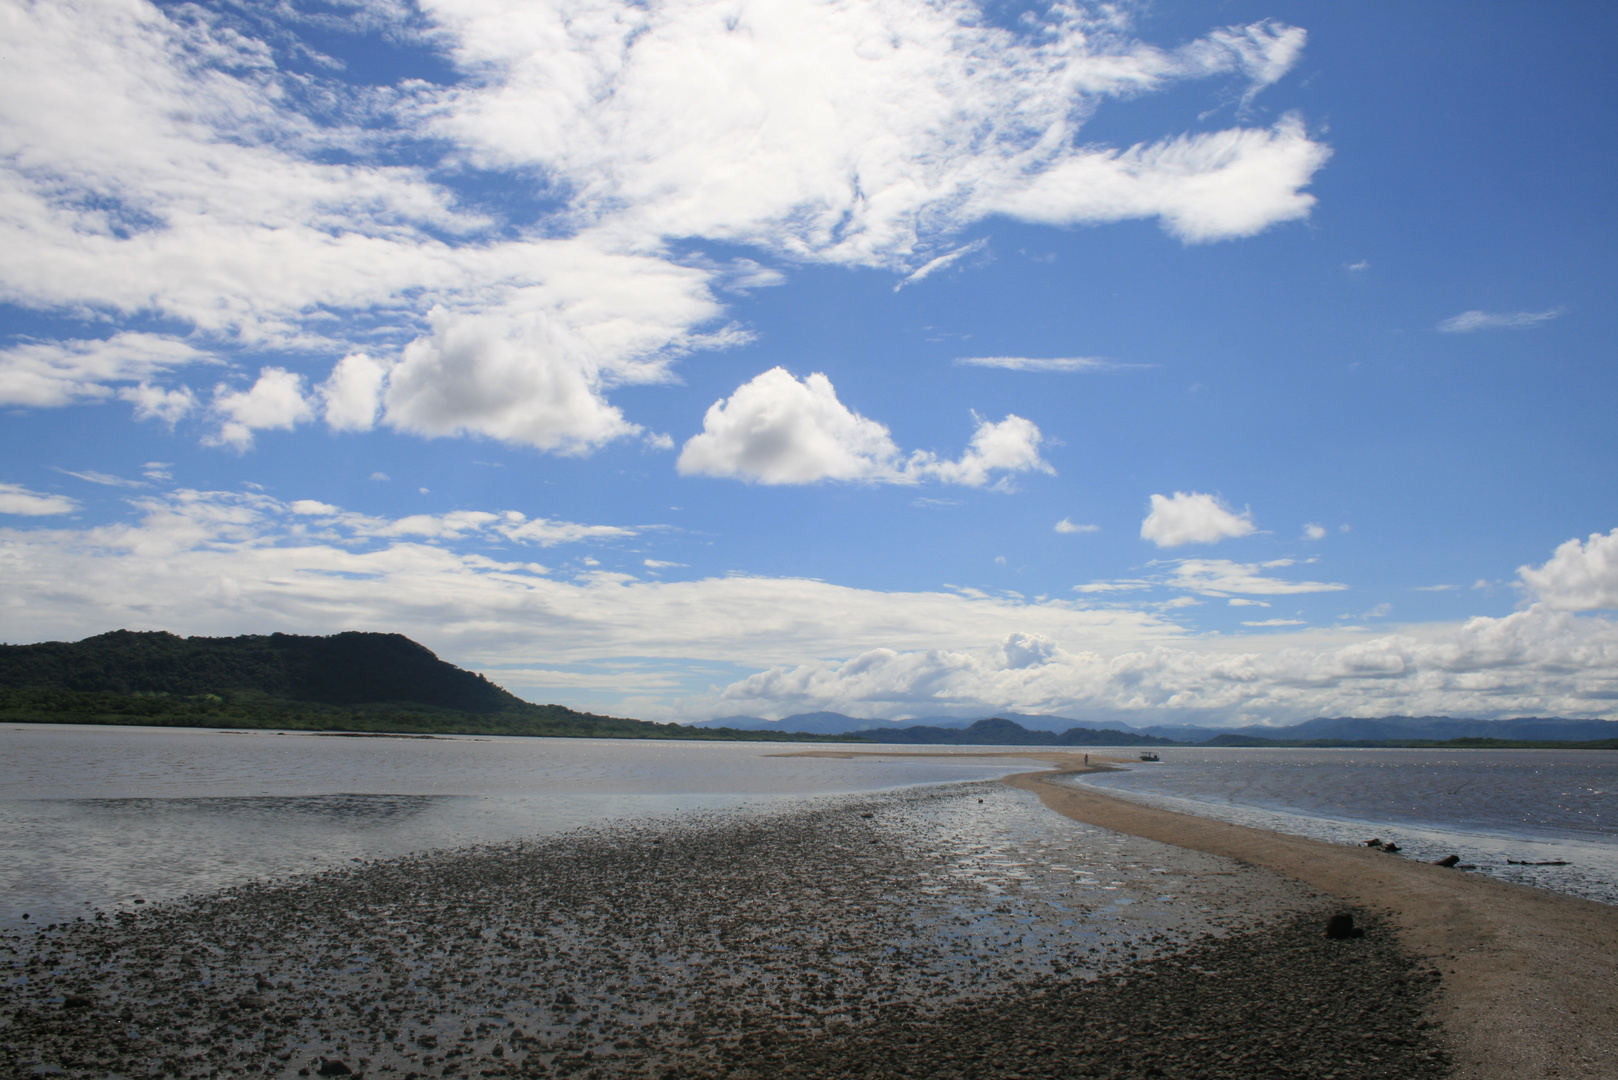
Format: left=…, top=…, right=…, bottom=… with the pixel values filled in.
left=53, top=468, right=147, bottom=489
left=1437, top=306, right=1567, bottom=332
left=955, top=356, right=1142, bottom=373
left=1076, top=558, right=1346, bottom=599
left=1170, top=558, right=1347, bottom=596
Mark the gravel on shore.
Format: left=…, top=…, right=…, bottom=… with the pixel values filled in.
left=1, top=783, right=1448, bottom=1079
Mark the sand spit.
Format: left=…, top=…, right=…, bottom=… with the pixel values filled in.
left=1, top=782, right=1444, bottom=1079
left=789, top=750, right=1615, bottom=1080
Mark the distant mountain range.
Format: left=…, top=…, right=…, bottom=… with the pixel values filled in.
left=8, top=632, right=1612, bottom=746
left=693, top=710, right=1618, bottom=746
left=849, top=717, right=1175, bottom=747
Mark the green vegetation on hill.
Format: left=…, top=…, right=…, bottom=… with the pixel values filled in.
left=0, top=631, right=857, bottom=742
left=0, top=629, right=522, bottom=711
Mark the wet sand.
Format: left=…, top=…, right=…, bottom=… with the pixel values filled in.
left=796, top=750, right=1618, bottom=1080
left=1, top=781, right=1446, bottom=1079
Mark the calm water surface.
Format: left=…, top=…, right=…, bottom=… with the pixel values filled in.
left=1074, top=746, right=1618, bottom=904
left=0, top=724, right=1020, bottom=927
left=6, top=726, right=1615, bottom=926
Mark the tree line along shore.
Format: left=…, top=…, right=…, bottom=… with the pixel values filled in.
left=3, top=629, right=1613, bottom=748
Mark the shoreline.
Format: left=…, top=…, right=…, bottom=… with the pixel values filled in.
left=786, top=749, right=1618, bottom=1080
left=3, top=782, right=1441, bottom=1080
left=3, top=752, right=1610, bottom=1078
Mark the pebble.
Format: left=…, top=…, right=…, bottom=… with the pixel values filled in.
left=0, top=783, right=1449, bottom=1078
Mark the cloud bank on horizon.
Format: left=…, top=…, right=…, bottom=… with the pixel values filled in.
left=1, top=1, right=1614, bottom=725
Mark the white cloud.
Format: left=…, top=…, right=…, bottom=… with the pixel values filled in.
left=1140, top=491, right=1256, bottom=547
left=677, top=368, right=903, bottom=484
left=0, top=1, right=1327, bottom=452
left=715, top=605, right=1618, bottom=723
left=0, top=482, right=79, bottom=516
left=1074, top=580, right=1151, bottom=594
left=1055, top=519, right=1100, bottom=534
left=1519, top=528, right=1618, bottom=611
left=677, top=368, right=1050, bottom=487
left=989, top=115, right=1328, bottom=244
left=644, top=559, right=686, bottom=569
left=496, top=517, right=638, bottom=546
left=912, top=413, right=1054, bottom=489
left=2, top=501, right=1615, bottom=722
left=121, top=383, right=196, bottom=426
left=898, top=240, right=988, bottom=289
left=1170, top=558, right=1347, bottom=596
left=206, top=368, right=315, bottom=451
left=1437, top=307, right=1567, bottom=333
left=320, top=353, right=390, bottom=433
left=383, top=310, right=641, bottom=454
left=1076, top=558, right=1346, bottom=599
left=1303, top=523, right=1327, bottom=540
left=1242, top=618, right=1305, bottom=627
left=955, top=356, right=1134, bottom=373
left=714, top=259, right=787, bottom=292
left=55, top=469, right=145, bottom=489
left=0, top=487, right=1184, bottom=672
left=280, top=499, right=639, bottom=548
left=0, top=333, right=209, bottom=408
left=380, top=511, right=502, bottom=539
left=434, top=5, right=1320, bottom=261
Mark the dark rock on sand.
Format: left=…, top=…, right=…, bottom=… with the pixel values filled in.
left=1326, top=913, right=1366, bottom=939
left=1435, top=855, right=1462, bottom=867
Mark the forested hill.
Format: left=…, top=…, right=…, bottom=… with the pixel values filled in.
left=0, top=630, right=523, bottom=712
left=0, top=630, right=852, bottom=742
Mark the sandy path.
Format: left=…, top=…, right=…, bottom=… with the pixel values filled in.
left=784, top=750, right=1618, bottom=1080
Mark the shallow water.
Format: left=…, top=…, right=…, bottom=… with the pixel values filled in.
left=1074, top=747, right=1618, bottom=904
left=0, top=784, right=1333, bottom=1080
left=7, top=725, right=1616, bottom=926
left=0, top=724, right=1023, bottom=927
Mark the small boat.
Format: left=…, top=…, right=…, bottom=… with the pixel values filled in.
left=1138, top=752, right=1160, bottom=762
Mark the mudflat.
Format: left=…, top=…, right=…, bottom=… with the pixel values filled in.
left=3, top=782, right=1442, bottom=1079
left=794, top=749, right=1618, bottom=1080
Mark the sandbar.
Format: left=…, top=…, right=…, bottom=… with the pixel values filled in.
left=786, top=749, right=1618, bottom=1080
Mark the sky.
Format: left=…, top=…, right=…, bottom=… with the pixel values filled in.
left=1, top=0, right=1615, bottom=727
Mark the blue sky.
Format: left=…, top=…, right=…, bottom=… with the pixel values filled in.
left=2, top=0, right=1615, bottom=726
